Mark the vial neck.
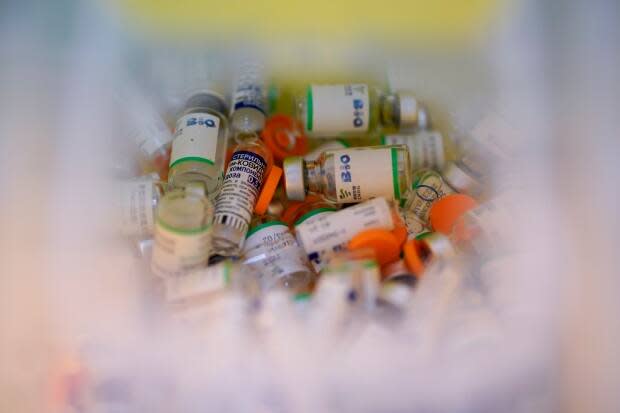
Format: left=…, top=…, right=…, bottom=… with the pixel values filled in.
left=304, top=161, right=324, bottom=194
left=380, top=94, right=399, bottom=129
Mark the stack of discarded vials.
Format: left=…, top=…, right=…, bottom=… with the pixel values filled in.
left=117, top=61, right=520, bottom=326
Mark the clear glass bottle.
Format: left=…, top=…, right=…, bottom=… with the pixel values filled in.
left=242, top=215, right=315, bottom=291
left=118, top=173, right=167, bottom=241
left=401, top=160, right=481, bottom=223
left=283, top=145, right=411, bottom=204
left=294, top=197, right=405, bottom=271
left=168, top=92, right=229, bottom=200
left=296, top=83, right=429, bottom=137
left=151, top=184, right=214, bottom=278
left=230, top=60, right=267, bottom=135
left=211, top=137, right=272, bottom=256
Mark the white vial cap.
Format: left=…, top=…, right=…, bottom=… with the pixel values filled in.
left=398, top=93, right=429, bottom=130
left=283, top=156, right=306, bottom=201
left=442, top=161, right=480, bottom=195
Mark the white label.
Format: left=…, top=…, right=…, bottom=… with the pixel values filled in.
left=232, top=62, right=266, bottom=114
left=170, top=113, right=220, bottom=167
left=309, top=84, right=369, bottom=135
left=331, top=147, right=396, bottom=203
left=403, top=170, right=454, bottom=222
left=243, top=222, right=309, bottom=282
left=119, top=176, right=156, bottom=238
left=213, top=150, right=267, bottom=233
left=165, top=263, right=229, bottom=302
left=295, top=198, right=394, bottom=270
left=383, top=130, right=445, bottom=170
left=151, top=222, right=211, bottom=278
left=398, top=207, right=429, bottom=239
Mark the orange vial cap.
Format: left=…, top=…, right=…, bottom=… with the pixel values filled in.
left=261, top=114, right=309, bottom=163
left=348, top=229, right=401, bottom=267
left=429, top=193, right=478, bottom=235
left=255, top=165, right=283, bottom=215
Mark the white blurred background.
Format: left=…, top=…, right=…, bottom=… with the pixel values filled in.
left=1, top=0, right=619, bottom=412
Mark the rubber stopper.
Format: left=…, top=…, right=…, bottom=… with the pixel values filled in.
left=261, top=114, right=309, bottom=162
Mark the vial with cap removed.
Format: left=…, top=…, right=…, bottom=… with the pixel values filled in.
left=151, top=184, right=214, bottom=278
left=168, top=92, right=229, bottom=200
left=211, top=137, right=272, bottom=256
left=230, top=60, right=267, bottom=135
left=401, top=160, right=481, bottom=223
left=283, top=145, right=411, bottom=204
left=297, top=83, right=429, bottom=137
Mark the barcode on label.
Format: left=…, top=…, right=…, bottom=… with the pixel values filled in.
left=214, top=213, right=248, bottom=233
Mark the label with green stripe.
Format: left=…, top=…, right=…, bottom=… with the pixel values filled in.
left=331, top=146, right=402, bottom=203
left=169, top=112, right=220, bottom=169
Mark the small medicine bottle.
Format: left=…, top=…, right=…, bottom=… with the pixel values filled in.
left=381, top=129, right=455, bottom=172
left=294, top=197, right=405, bottom=271
left=401, top=160, right=481, bottom=223
left=230, top=60, right=267, bottom=134
left=297, top=83, right=429, bottom=137
left=243, top=216, right=315, bottom=292
left=151, top=184, right=214, bottom=278
left=211, top=136, right=273, bottom=256
left=118, top=173, right=167, bottom=241
left=168, top=92, right=229, bottom=200
left=283, top=145, right=411, bottom=204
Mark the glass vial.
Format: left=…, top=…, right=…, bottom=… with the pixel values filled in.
left=168, top=92, right=229, bottom=200
left=211, top=138, right=272, bottom=256
left=382, top=129, right=453, bottom=172
left=243, top=216, right=315, bottom=291
left=118, top=173, right=167, bottom=241
left=230, top=60, right=267, bottom=135
left=151, top=185, right=214, bottom=278
left=296, top=83, right=429, bottom=137
left=283, top=145, right=411, bottom=204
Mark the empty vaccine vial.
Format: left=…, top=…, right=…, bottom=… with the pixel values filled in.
left=230, top=60, right=267, bottom=135
left=402, top=160, right=481, bottom=222
left=151, top=185, right=214, bottom=278
left=168, top=92, right=229, bottom=200
left=118, top=173, right=167, bottom=241
left=211, top=138, right=272, bottom=256
left=242, top=216, right=315, bottom=291
left=297, top=83, right=429, bottom=137
left=283, top=145, right=411, bottom=204
left=382, top=129, right=451, bottom=172
left=295, top=197, right=404, bottom=271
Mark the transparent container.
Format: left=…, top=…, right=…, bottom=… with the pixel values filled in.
left=230, top=60, right=267, bottom=135
left=296, top=83, right=429, bottom=137
left=381, top=129, right=456, bottom=172
left=167, top=92, right=230, bottom=200
left=118, top=173, right=167, bottom=241
left=294, top=197, right=405, bottom=271
left=211, top=137, right=272, bottom=256
left=150, top=185, right=214, bottom=278
left=283, top=145, right=411, bottom=204
left=242, top=215, right=315, bottom=291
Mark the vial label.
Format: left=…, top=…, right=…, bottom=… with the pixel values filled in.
left=213, top=150, right=267, bottom=233
left=295, top=198, right=394, bottom=270
left=383, top=130, right=445, bottom=170
left=165, top=262, right=230, bottom=303
left=398, top=207, right=429, bottom=239
left=169, top=113, right=220, bottom=168
left=232, top=62, right=266, bottom=114
left=403, top=170, right=454, bottom=221
left=243, top=222, right=309, bottom=282
left=151, top=222, right=211, bottom=278
left=331, top=147, right=399, bottom=203
left=308, top=84, right=369, bottom=134
left=119, top=176, right=156, bottom=238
